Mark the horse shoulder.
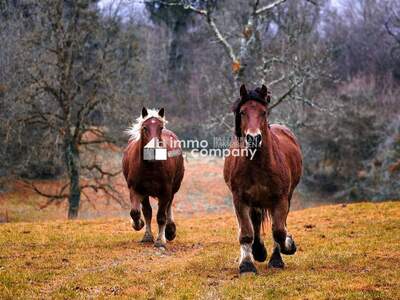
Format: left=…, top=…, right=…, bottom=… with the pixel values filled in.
left=122, top=140, right=140, bottom=185
left=162, top=129, right=181, bottom=150
left=161, top=129, right=185, bottom=185
left=223, top=154, right=233, bottom=185
left=270, top=124, right=299, bottom=144
left=270, top=124, right=303, bottom=185
left=223, top=142, right=239, bottom=186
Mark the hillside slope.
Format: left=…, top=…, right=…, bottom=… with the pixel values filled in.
left=0, top=202, right=399, bottom=299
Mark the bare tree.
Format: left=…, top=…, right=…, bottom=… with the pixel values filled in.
left=13, top=0, right=126, bottom=218
left=145, top=0, right=326, bottom=109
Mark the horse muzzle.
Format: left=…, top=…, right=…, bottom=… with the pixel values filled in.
left=245, top=133, right=262, bottom=149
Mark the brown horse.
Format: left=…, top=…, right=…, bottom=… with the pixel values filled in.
left=122, top=107, right=184, bottom=248
left=224, top=84, right=302, bottom=274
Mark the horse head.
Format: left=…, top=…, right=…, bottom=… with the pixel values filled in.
left=140, top=107, right=165, bottom=147
left=233, top=84, right=271, bottom=150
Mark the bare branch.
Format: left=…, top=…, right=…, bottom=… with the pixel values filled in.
left=255, top=0, right=287, bottom=15
left=146, top=1, right=237, bottom=62
left=206, top=15, right=238, bottom=62
left=385, top=19, right=400, bottom=44
left=81, top=182, right=126, bottom=208
left=305, top=0, right=318, bottom=6
left=78, top=127, right=118, bottom=145
left=79, top=139, right=111, bottom=145
left=267, top=72, right=291, bottom=87
left=293, top=95, right=333, bottom=115
left=146, top=1, right=207, bottom=15
left=82, top=163, right=121, bottom=177
left=269, top=79, right=304, bottom=110
left=22, top=180, right=69, bottom=201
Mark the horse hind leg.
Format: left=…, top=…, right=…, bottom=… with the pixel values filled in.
left=141, top=196, right=154, bottom=243
left=130, top=189, right=144, bottom=231
left=250, top=208, right=267, bottom=262
left=165, top=200, right=176, bottom=241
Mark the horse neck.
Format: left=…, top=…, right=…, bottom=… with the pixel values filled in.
left=137, top=136, right=162, bottom=169
left=134, top=137, right=144, bottom=168
left=258, top=124, right=276, bottom=167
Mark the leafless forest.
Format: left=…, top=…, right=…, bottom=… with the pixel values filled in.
left=0, top=0, right=399, bottom=218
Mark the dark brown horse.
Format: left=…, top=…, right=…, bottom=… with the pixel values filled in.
left=224, top=84, right=302, bottom=274
left=123, top=107, right=184, bottom=248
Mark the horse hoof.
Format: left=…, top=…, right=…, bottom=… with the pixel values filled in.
left=154, top=240, right=167, bottom=249
left=141, top=233, right=154, bottom=243
left=239, top=261, right=257, bottom=275
left=252, top=240, right=267, bottom=262
left=268, top=259, right=285, bottom=269
left=165, top=222, right=176, bottom=241
left=132, top=219, right=144, bottom=231
left=281, top=238, right=297, bottom=255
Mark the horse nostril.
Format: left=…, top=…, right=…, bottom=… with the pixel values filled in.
left=246, top=134, right=262, bottom=148
left=255, top=134, right=262, bottom=146
left=246, top=135, right=253, bottom=144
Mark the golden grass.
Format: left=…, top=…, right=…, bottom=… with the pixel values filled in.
left=0, top=202, right=399, bottom=299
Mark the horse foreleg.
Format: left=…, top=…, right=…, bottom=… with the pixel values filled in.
left=154, top=197, right=170, bottom=248
left=130, top=189, right=144, bottom=231
left=250, top=208, right=267, bottom=262
left=233, top=194, right=257, bottom=275
left=165, top=200, right=176, bottom=241
left=268, top=198, right=296, bottom=269
left=141, top=196, right=154, bottom=243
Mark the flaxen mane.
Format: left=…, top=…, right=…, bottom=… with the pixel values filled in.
left=125, top=108, right=168, bottom=141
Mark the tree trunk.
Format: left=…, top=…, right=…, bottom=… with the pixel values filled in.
left=65, top=140, right=81, bottom=219
left=236, top=14, right=263, bottom=85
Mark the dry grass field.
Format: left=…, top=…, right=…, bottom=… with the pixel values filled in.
left=1, top=201, right=399, bottom=299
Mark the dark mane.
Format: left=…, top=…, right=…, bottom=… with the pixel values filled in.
left=233, top=85, right=271, bottom=138
left=232, top=88, right=268, bottom=112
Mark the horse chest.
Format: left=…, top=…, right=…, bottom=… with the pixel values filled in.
left=245, top=183, right=271, bottom=200
left=235, top=168, right=281, bottom=206
left=134, top=169, right=169, bottom=197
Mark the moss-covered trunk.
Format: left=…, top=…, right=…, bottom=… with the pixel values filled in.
left=65, top=139, right=80, bottom=219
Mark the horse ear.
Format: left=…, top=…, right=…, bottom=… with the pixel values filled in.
left=235, top=112, right=242, bottom=138
left=158, top=107, right=165, bottom=118
left=231, top=99, right=240, bottom=112
left=240, top=84, right=248, bottom=98
left=141, top=107, right=148, bottom=118
left=260, top=84, right=271, bottom=103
